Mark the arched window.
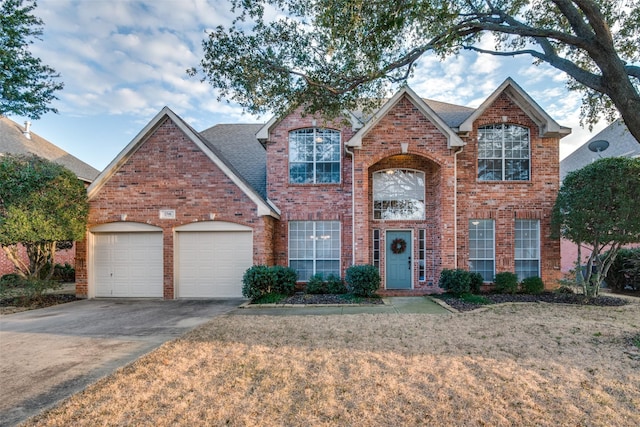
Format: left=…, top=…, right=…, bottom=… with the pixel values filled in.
left=373, top=169, right=425, bottom=220
left=478, top=124, right=530, bottom=181
left=289, top=128, right=341, bottom=183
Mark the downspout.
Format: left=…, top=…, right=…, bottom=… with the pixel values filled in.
left=345, top=145, right=356, bottom=265
left=453, top=146, right=464, bottom=268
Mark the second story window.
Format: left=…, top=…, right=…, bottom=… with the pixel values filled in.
left=289, top=128, right=341, bottom=184
left=478, top=124, right=530, bottom=181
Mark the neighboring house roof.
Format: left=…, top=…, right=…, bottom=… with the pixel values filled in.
left=0, top=116, right=99, bottom=183
left=458, top=78, right=571, bottom=138
left=199, top=123, right=267, bottom=200
left=87, top=107, right=279, bottom=218
left=560, top=119, right=640, bottom=180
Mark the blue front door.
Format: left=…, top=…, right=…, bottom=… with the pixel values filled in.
left=386, top=231, right=412, bottom=289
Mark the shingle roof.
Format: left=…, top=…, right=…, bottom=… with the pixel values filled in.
left=560, top=120, right=640, bottom=180
left=423, top=99, right=475, bottom=128
left=198, top=124, right=267, bottom=200
left=0, top=116, right=99, bottom=183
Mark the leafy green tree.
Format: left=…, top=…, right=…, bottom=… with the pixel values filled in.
left=0, top=0, right=63, bottom=119
left=552, top=157, right=640, bottom=297
left=189, top=0, right=640, bottom=143
left=0, top=155, right=88, bottom=280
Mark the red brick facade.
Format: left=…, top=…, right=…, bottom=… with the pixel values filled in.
left=79, top=80, right=564, bottom=298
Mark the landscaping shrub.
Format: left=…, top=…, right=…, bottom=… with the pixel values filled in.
left=439, top=268, right=471, bottom=296
left=271, top=265, right=297, bottom=295
left=605, top=248, right=640, bottom=291
left=554, top=285, right=575, bottom=294
left=306, top=273, right=326, bottom=294
left=242, top=265, right=276, bottom=300
left=53, top=263, right=75, bottom=282
left=345, top=265, right=380, bottom=297
left=521, top=276, right=544, bottom=294
left=494, top=272, right=519, bottom=294
left=469, top=272, right=484, bottom=294
left=0, top=273, right=25, bottom=288
left=326, top=274, right=347, bottom=294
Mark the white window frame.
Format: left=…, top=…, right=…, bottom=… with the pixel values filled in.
left=289, top=128, right=341, bottom=184
left=468, top=219, right=495, bottom=282
left=515, top=219, right=540, bottom=281
left=478, top=124, right=530, bottom=181
left=288, top=221, right=341, bottom=282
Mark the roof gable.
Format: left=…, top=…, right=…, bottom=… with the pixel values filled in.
left=346, top=86, right=465, bottom=149
left=87, top=107, right=279, bottom=218
left=459, top=78, right=571, bottom=138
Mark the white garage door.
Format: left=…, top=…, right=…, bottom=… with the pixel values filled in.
left=177, top=229, right=252, bottom=298
left=93, top=231, right=163, bottom=297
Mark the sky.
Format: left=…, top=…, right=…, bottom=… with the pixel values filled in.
left=8, top=0, right=610, bottom=171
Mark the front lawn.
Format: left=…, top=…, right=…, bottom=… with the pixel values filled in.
left=23, top=301, right=640, bottom=426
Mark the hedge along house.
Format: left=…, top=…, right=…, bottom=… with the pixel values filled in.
left=76, top=78, right=569, bottom=299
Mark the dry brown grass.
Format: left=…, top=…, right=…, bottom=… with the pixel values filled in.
left=24, top=301, right=640, bottom=427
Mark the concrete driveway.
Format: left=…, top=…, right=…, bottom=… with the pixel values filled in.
left=0, top=298, right=243, bottom=427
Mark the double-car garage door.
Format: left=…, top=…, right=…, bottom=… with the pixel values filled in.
left=91, top=222, right=252, bottom=298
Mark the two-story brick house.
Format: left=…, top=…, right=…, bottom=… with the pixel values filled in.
left=76, top=78, right=569, bottom=299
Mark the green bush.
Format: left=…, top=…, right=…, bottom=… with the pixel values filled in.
left=306, top=273, right=326, bottom=294
left=242, top=265, right=276, bottom=300
left=21, top=279, right=61, bottom=300
left=0, top=273, right=25, bottom=288
left=521, top=276, right=544, bottom=294
left=439, top=269, right=471, bottom=296
left=271, top=265, right=297, bottom=295
left=469, top=272, right=484, bottom=294
left=494, top=272, right=519, bottom=294
left=554, top=285, right=575, bottom=294
left=326, top=274, right=347, bottom=294
left=53, top=263, right=75, bottom=282
left=605, top=248, right=640, bottom=291
left=345, top=265, right=380, bottom=297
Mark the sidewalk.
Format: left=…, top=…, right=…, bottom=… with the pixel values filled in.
left=232, top=296, right=452, bottom=315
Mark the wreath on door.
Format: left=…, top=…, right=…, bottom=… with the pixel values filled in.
left=391, top=238, right=407, bottom=254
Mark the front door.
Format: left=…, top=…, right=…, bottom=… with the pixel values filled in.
left=386, top=230, right=412, bottom=289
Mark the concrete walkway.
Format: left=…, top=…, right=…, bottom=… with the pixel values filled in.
left=233, top=296, right=452, bottom=316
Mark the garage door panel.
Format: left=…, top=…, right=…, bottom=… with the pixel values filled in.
left=94, top=232, right=163, bottom=298
left=177, top=231, right=252, bottom=298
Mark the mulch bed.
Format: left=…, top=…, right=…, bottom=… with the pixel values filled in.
left=280, top=293, right=384, bottom=305
left=438, top=293, right=631, bottom=312
left=0, top=294, right=79, bottom=315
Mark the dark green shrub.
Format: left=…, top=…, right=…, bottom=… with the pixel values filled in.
left=271, top=265, right=297, bottom=295
left=326, top=274, right=347, bottom=294
left=242, top=265, right=276, bottom=300
left=345, top=265, right=380, bottom=297
left=554, top=285, right=575, bottom=294
left=306, top=273, right=327, bottom=294
left=21, top=279, right=61, bottom=300
left=53, top=263, right=75, bottom=282
left=521, top=276, right=544, bottom=294
left=605, top=248, right=640, bottom=291
left=439, top=268, right=471, bottom=296
left=469, top=272, right=484, bottom=294
left=0, top=273, right=25, bottom=288
left=494, top=272, right=519, bottom=294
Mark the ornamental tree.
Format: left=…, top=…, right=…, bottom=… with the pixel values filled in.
left=0, top=0, right=64, bottom=119
left=552, top=157, right=640, bottom=297
left=0, top=155, right=88, bottom=280
left=189, top=0, right=640, bottom=144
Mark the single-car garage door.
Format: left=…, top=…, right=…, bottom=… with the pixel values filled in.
left=91, top=223, right=163, bottom=298
left=176, top=222, right=253, bottom=298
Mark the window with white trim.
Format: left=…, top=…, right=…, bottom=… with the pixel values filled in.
left=469, top=219, right=495, bottom=282
left=289, top=128, right=341, bottom=183
left=289, top=221, right=340, bottom=281
left=373, top=169, right=425, bottom=220
left=478, top=124, right=530, bottom=181
left=515, top=219, right=540, bottom=280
